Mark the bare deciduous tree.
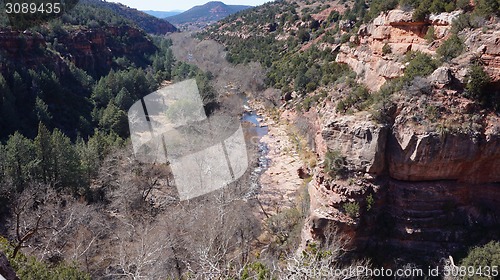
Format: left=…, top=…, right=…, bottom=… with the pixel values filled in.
left=10, top=184, right=54, bottom=259
left=282, top=229, right=371, bottom=280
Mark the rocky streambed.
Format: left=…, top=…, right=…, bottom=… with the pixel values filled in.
left=243, top=99, right=305, bottom=221
left=241, top=99, right=270, bottom=200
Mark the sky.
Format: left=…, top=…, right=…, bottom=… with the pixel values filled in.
left=109, top=0, right=271, bottom=12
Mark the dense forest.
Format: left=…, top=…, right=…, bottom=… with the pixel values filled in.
left=0, top=1, right=222, bottom=278
left=0, top=0, right=177, bottom=32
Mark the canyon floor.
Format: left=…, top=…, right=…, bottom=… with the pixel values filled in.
left=250, top=100, right=305, bottom=221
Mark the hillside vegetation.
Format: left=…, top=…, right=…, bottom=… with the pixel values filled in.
left=200, top=0, right=500, bottom=271
left=0, top=0, right=229, bottom=278
left=0, top=0, right=499, bottom=278
left=166, top=1, right=252, bottom=25
left=202, top=0, right=499, bottom=112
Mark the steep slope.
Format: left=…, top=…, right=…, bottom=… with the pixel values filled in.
left=0, top=0, right=177, bottom=34
left=166, top=1, right=252, bottom=25
left=80, top=0, right=177, bottom=34
left=202, top=0, right=500, bottom=269
left=0, top=1, right=160, bottom=139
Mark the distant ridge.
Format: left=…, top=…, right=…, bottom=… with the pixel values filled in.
left=166, top=1, right=252, bottom=25
left=142, top=10, right=184, bottom=18
left=85, top=0, right=178, bottom=34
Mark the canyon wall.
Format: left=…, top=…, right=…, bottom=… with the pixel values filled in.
left=336, top=9, right=500, bottom=91
left=0, top=26, right=157, bottom=76
left=301, top=10, right=500, bottom=266
left=303, top=106, right=500, bottom=266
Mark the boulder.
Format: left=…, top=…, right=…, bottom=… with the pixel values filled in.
left=428, top=10, right=462, bottom=26
left=429, top=66, right=452, bottom=88
left=373, top=10, right=414, bottom=26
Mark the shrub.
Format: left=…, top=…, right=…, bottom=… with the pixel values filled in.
left=425, top=26, right=436, bottom=43
left=267, top=208, right=302, bottom=244
left=425, top=104, right=441, bottom=122
left=324, top=150, right=347, bottom=177
left=456, top=0, right=470, bottom=9
left=451, top=13, right=473, bottom=33
left=340, top=33, right=350, bottom=44
left=465, top=64, right=494, bottom=108
left=370, top=80, right=400, bottom=124
left=298, top=29, right=311, bottom=43
left=336, top=82, right=371, bottom=113
left=437, top=34, right=465, bottom=61
left=365, top=0, right=398, bottom=22
left=0, top=236, right=90, bottom=280
left=460, top=241, right=500, bottom=280
left=444, top=1, right=456, bottom=12
left=241, top=262, right=271, bottom=280
left=403, top=52, right=439, bottom=82
left=382, top=43, right=392, bottom=55
left=301, top=96, right=313, bottom=111
left=327, top=10, right=340, bottom=23
left=306, top=81, right=317, bottom=93
left=413, top=5, right=429, bottom=21
left=398, top=0, right=414, bottom=8
left=474, top=0, right=500, bottom=17
left=366, top=194, right=374, bottom=211
left=343, top=202, right=360, bottom=218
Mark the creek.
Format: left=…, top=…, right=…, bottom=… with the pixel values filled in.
left=241, top=98, right=270, bottom=198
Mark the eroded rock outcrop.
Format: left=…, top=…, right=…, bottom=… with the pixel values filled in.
left=0, top=30, right=64, bottom=74
left=321, top=114, right=388, bottom=174
left=389, top=123, right=500, bottom=183
left=300, top=91, right=500, bottom=266
left=262, top=1, right=500, bottom=270
left=461, top=24, right=500, bottom=83
left=59, top=26, right=157, bottom=75
left=336, top=10, right=461, bottom=91
left=355, top=179, right=500, bottom=264
left=0, top=26, right=157, bottom=77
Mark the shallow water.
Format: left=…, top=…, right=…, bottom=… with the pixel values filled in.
left=240, top=99, right=270, bottom=198
left=242, top=112, right=269, bottom=138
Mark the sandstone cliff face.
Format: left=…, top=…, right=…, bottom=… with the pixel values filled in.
left=0, top=30, right=46, bottom=54
left=335, top=11, right=500, bottom=90
left=299, top=15, right=500, bottom=263
left=336, top=10, right=461, bottom=91
left=59, top=26, right=157, bottom=75
left=0, top=26, right=157, bottom=77
left=0, top=30, right=65, bottom=75
left=389, top=120, right=500, bottom=183
left=461, top=25, right=500, bottom=83
left=302, top=103, right=500, bottom=265
left=356, top=179, right=500, bottom=264
left=321, top=114, right=388, bottom=174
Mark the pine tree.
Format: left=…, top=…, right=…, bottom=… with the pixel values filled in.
left=115, top=88, right=134, bottom=110
left=5, top=132, right=36, bottom=190
left=35, top=97, right=53, bottom=125
left=51, top=129, right=79, bottom=189
left=75, top=137, right=99, bottom=186
left=165, top=48, right=174, bottom=81
left=34, top=122, right=53, bottom=184
left=99, top=103, right=129, bottom=137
